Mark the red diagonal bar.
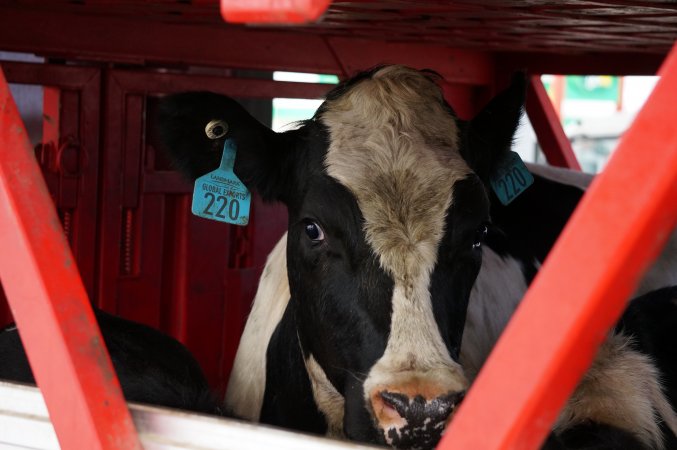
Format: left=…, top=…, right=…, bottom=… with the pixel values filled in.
left=526, top=75, right=582, bottom=170
left=220, top=0, right=331, bottom=23
left=440, top=44, right=677, bottom=449
left=0, top=68, right=140, bottom=449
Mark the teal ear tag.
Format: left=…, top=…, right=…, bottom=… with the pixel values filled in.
left=489, top=151, right=534, bottom=205
left=192, top=140, right=251, bottom=225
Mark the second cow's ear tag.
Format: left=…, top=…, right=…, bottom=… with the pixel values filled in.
left=489, top=151, right=534, bottom=205
left=192, top=139, right=251, bottom=226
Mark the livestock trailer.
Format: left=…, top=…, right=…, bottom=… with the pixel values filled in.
left=0, top=1, right=676, bottom=449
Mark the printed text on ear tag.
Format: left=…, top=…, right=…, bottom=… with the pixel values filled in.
left=490, top=151, right=534, bottom=205
left=192, top=140, right=251, bottom=225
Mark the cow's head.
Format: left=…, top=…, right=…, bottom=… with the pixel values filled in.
left=158, top=66, right=524, bottom=449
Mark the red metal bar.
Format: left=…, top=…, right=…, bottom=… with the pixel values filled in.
left=220, top=0, right=331, bottom=24
left=0, top=9, right=494, bottom=85
left=0, top=68, right=140, bottom=449
left=495, top=52, right=663, bottom=76
left=526, top=75, right=582, bottom=170
left=325, top=36, right=495, bottom=85
left=550, top=75, right=565, bottom=119
left=3, top=60, right=103, bottom=304
left=110, top=69, right=332, bottom=99
left=440, top=44, right=677, bottom=450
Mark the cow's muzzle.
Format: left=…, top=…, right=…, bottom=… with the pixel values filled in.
left=370, top=389, right=465, bottom=450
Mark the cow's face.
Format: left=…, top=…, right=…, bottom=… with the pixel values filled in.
left=159, top=66, right=524, bottom=449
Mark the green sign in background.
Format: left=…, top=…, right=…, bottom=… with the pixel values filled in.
left=566, top=76, right=619, bottom=101
left=542, top=75, right=620, bottom=102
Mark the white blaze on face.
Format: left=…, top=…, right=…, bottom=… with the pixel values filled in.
left=321, top=66, right=472, bottom=423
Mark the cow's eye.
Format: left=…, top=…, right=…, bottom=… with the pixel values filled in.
left=472, top=224, right=488, bottom=249
left=304, top=220, right=325, bottom=243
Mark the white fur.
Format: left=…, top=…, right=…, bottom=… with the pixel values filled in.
left=225, top=234, right=290, bottom=421
left=460, top=247, right=530, bottom=381
left=526, top=162, right=593, bottom=190
left=305, top=355, right=345, bottom=437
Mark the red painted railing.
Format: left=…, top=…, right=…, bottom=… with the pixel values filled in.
left=527, top=75, right=582, bottom=170
left=0, top=67, right=141, bottom=449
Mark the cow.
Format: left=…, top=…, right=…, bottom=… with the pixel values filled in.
left=157, top=65, right=677, bottom=449
left=0, top=308, right=221, bottom=415
left=461, top=162, right=677, bottom=381
left=228, top=234, right=677, bottom=450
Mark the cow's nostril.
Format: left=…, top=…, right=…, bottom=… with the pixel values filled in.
left=430, top=391, right=464, bottom=422
left=379, top=391, right=410, bottom=418
left=379, top=390, right=465, bottom=423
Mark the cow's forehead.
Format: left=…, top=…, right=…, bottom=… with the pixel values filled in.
left=319, top=65, right=472, bottom=285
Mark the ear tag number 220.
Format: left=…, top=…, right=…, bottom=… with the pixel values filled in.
left=191, top=140, right=251, bottom=226
left=490, top=151, right=534, bottom=206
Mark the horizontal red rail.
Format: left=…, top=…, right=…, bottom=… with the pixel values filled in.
left=0, top=67, right=140, bottom=449
left=441, top=43, right=677, bottom=449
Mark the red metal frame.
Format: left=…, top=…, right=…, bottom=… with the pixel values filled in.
left=0, top=67, right=141, bottom=449
left=441, top=43, right=677, bottom=449
left=526, top=75, right=582, bottom=170
left=0, top=9, right=496, bottom=84
left=495, top=52, right=662, bottom=76
left=0, top=61, right=102, bottom=309
left=0, top=3, right=675, bottom=449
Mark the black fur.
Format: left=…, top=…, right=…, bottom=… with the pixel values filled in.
left=431, top=177, right=489, bottom=360
left=461, top=72, right=526, bottom=184
left=260, top=303, right=327, bottom=433
left=157, top=91, right=296, bottom=202
left=0, top=310, right=220, bottom=415
left=543, top=422, right=650, bottom=450
left=488, top=173, right=585, bottom=265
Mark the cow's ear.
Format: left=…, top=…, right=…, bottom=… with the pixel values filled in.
left=157, top=92, right=293, bottom=202
left=461, top=73, right=526, bottom=183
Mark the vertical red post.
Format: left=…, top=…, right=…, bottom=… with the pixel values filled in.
left=0, top=68, right=140, bottom=449
left=550, top=75, right=565, bottom=118
left=439, top=45, right=677, bottom=449
left=42, top=86, right=60, bottom=144
left=527, top=75, right=582, bottom=170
